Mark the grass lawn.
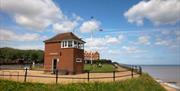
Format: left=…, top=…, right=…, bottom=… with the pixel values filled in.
left=84, top=63, right=116, bottom=72
left=0, top=74, right=166, bottom=91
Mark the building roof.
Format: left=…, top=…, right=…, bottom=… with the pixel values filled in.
left=44, top=32, right=85, bottom=43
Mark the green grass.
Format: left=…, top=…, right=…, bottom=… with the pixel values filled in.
left=84, top=64, right=116, bottom=72
left=0, top=74, right=166, bottom=91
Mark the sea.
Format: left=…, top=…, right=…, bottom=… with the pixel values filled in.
left=141, top=65, right=180, bottom=90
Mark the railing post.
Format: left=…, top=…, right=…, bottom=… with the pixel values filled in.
left=139, top=66, right=142, bottom=76
left=56, top=69, right=58, bottom=84
left=2, top=71, right=4, bottom=79
left=135, top=65, right=137, bottom=72
left=24, top=68, right=28, bottom=82
left=131, top=66, right=134, bottom=78
left=17, top=72, right=19, bottom=81
left=113, top=71, right=115, bottom=81
left=87, top=71, right=90, bottom=82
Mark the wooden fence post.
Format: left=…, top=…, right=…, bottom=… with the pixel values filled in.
left=17, top=72, right=19, bottom=81
left=24, top=68, right=28, bottom=82
left=55, top=69, right=58, bottom=84
left=113, top=71, right=115, bottom=81
left=87, top=71, right=90, bottom=82
left=131, top=66, right=134, bottom=78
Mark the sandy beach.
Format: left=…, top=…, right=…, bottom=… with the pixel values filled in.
left=161, top=83, right=178, bottom=91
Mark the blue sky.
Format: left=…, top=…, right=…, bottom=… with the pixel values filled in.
left=0, top=0, right=180, bottom=65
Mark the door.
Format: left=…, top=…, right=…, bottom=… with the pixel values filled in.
left=52, top=58, right=57, bottom=74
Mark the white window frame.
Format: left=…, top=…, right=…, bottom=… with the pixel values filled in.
left=74, top=40, right=78, bottom=48
left=61, top=40, right=84, bottom=49
left=61, top=40, right=69, bottom=48
left=76, top=58, right=82, bottom=62
left=68, top=40, right=73, bottom=47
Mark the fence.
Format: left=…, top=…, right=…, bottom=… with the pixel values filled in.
left=0, top=65, right=142, bottom=84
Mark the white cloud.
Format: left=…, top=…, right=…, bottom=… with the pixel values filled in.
left=161, top=30, right=171, bottom=35
left=124, top=0, right=180, bottom=25
left=0, top=43, right=43, bottom=50
left=0, top=29, right=40, bottom=41
left=106, top=37, right=119, bottom=44
left=153, top=30, right=180, bottom=48
left=138, top=36, right=150, bottom=45
left=72, top=13, right=83, bottom=21
left=107, top=46, right=144, bottom=55
left=84, top=34, right=124, bottom=53
left=108, top=50, right=120, bottom=55
left=85, top=37, right=105, bottom=47
left=122, top=46, right=141, bottom=54
left=106, top=35, right=124, bottom=44
left=52, top=13, right=83, bottom=33
left=80, top=20, right=100, bottom=33
left=14, top=14, right=51, bottom=30
left=85, top=34, right=124, bottom=47
left=118, top=35, right=124, bottom=40
left=155, top=38, right=171, bottom=46
left=0, top=0, right=80, bottom=32
left=85, top=46, right=108, bottom=52
left=52, top=21, right=78, bottom=33
left=15, top=45, right=43, bottom=50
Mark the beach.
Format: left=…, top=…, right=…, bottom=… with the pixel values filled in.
left=141, top=65, right=180, bottom=91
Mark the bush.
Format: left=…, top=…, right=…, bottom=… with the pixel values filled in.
left=85, top=59, right=112, bottom=64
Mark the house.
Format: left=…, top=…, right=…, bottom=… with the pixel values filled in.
left=84, top=51, right=100, bottom=63
left=44, top=32, right=85, bottom=74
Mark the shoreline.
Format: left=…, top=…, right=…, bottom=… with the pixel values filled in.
left=156, top=79, right=180, bottom=91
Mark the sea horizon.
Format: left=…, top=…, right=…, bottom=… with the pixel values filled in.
left=123, top=64, right=180, bottom=66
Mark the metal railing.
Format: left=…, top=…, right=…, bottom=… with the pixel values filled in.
left=0, top=65, right=142, bottom=84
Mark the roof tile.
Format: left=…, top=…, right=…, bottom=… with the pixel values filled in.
left=44, top=32, right=85, bottom=43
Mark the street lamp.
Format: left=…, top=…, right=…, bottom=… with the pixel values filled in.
left=90, top=16, right=103, bottom=65
left=90, top=28, right=93, bottom=65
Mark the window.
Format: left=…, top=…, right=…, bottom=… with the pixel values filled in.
left=77, top=42, right=80, bottom=49
left=68, top=41, right=72, bottom=47
left=74, top=41, right=78, bottom=48
left=61, top=40, right=84, bottom=49
left=76, top=58, right=82, bottom=62
left=61, top=41, right=68, bottom=48
left=64, top=41, right=67, bottom=47
left=77, top=42, right=83, bottom=49
left=80, top=43, right=83, bottom=49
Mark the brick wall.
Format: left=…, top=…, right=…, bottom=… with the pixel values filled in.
left=44, top=42, right=84, bottom=74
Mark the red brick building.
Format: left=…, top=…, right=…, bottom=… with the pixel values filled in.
left=84, top=51, right=100, bottom=61
left=44, top=32, right=85, bottom=74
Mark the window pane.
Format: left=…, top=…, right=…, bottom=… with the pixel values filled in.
left=74, top=41, right=77, bottom=48
left=68, top=41, right=72, bottom=47
left=78, top=42, right=81, bottom=48
left=64, top=41, right=67, bottom=47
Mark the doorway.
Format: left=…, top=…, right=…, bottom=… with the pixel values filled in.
left=52, top=58, right=58, bottom=74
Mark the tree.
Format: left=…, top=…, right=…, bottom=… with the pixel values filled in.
left=0, top=47, right=44, bottom=64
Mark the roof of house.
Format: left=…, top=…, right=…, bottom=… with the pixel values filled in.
left=44, top=32, right=85, bottom=43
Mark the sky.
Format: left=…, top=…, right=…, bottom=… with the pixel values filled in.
left=0, top=0, right=180, bottom=65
